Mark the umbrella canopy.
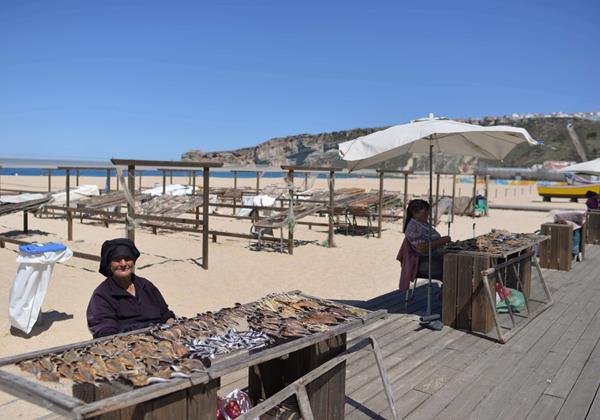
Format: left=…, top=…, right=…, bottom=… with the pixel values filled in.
left=559, top=158, right=600, bottom=175
left=338, top=116, right=538, bottom=171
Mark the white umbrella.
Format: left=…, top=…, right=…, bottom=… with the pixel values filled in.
left=339, top=115, right=538, bottom=329
left=339, top=116, right=537, bottom=170
left=559, top=158, right=600, bottom=175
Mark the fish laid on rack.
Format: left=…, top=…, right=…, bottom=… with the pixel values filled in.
left=445, top=230, right=542, bottom=254
left=17, top=292, right=369, bottom=387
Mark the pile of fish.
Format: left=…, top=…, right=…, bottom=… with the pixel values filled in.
left=445, top=230, right=542, bottom=254
left=17, top=292, right=368, bottom=387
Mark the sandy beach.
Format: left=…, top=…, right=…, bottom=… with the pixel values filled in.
left=0, top=173, right=587, bottom=416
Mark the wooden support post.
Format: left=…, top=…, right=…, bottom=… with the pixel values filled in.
left=472, top=174, right=477, bottom=218
left=484, top=175, right=490, bottom=216
left=162, top=170, right=166, bottom=195
left=435, top=172, right=440, bottom=223
left=304, top=172, right=308, bottom=190
left=377, top=171, right=384, bottom=238
left=75, top=169, right=80, bottom=186
left=138, top=172, right=142, bottom=192
left=256, top=171, right=260, bottom=193
left=116, top=173, right=119, bottom=191
left=127, top=165, right=135, bottom=242
left=47, top=169, right=52, bottom=192
left=192, top=171, right=196, bottom=195
left=288, top=169, right=294, bottom=255
left=170, top=170, right=173, bottom=184
left=451, top=173, right=456, bottom=223
left=23, top=211, right=28, bottom=234
left=66, top=169, right=72, bottom=241
left=403, top=172, right=409, bottom=219
left=233, top=171, right=238, bottom=190
left=328, top=170, right=335, bottom=248
left=105, top=169, right=111, bottom=193
left=202, top=167, right=210, bottom=269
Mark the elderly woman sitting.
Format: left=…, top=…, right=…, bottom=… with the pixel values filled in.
left=86, top=238, right=175, bottom=338
left=403, top=199, right=451, bottom=280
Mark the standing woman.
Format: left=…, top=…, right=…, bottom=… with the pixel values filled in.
left=403, top=199, right=451, bottom=280
left=86, top=238, right=175, bottom=338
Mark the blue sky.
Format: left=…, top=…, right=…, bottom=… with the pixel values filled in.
left=1, top=0, right=598, bottom=160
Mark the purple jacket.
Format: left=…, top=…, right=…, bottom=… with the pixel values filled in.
left=86, top=275, right=175, bottom=338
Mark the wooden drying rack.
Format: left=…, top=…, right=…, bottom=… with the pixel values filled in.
left=0, top=291, right=391, bottom=419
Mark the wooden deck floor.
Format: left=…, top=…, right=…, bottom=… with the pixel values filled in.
left=340, top=244, right=600, bottom=419
left=9, top=247, right=600, bottom=419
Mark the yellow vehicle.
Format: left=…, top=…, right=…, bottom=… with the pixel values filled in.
left=537, top=182, right=600, bottom=201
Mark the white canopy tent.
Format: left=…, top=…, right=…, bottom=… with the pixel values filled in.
left=339, top=115, right=538, bottom=329
left=559, top=157, right=600, bottom=176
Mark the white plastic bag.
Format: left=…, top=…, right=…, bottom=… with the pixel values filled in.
left=8, top=245, right=73, bottom=334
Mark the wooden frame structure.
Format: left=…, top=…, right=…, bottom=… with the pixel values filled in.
left=443, top=235, right=552, bottom=343
left=0, top=292, right=387, bottom=419
left=111, top=159, right=223, bottom=270
left=375, top=170, right=412, bottom=238
left=281, top=165, right=342, bottom=253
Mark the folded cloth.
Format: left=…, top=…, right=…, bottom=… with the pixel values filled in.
left=397, top=238, right=419, bottom=291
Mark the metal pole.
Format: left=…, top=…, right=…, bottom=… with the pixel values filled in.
left=48, top=169, right=52, bottom=192
left=66, top=169, right=72, bottom=241
left=427, top=143, right=433, bottom=316
left=76, top=169, right=80, bottom=186
left=192, top=171, right=196, bottom=195
left=202, top=167, right=210, bottom=269
left=328, top=171, right=335, bottom=248
left=403, top=173, right=409, bottom=220
left=162, top=171, right=166, bottom=195
left=256, top=172, right=260, bottom=194
left=105, top=169, right=110, bottom=193
left=170, top=170, right=173, bottom=184
left=127, top=165, right=135, bottom=242
left=378, top=171, right=384, bottom=238
left=138, top=172, right=142, bottom=192
left=304, top=172, right=308, bottom=190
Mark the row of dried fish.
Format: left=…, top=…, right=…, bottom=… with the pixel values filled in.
left=445, top=230, right=541, bottom=254
left=17, top=292, right=368, bottom=387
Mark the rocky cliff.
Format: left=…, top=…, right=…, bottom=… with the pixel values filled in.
left=182, top=115, right=600, bottom=172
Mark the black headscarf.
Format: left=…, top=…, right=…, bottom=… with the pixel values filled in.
left=403, top=199, right=430, bottom=232
left=99, top=238, right=140, bottom=277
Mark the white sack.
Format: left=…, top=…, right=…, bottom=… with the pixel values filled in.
left=8, top=247, right=73, bottom=334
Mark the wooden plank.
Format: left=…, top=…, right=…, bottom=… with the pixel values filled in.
left=442, top=253, right=458, bottom=327
left=111, top=159, right=223, bottom=168
left=455, top=254, right=473, bottom=330
left=555, top=330, right=600, bottom=419
left=0, top=370, right=82, bottom=418
left=525, top=394, right=564, bottom=420
left=404, top=263, right=595, bottom=420
left=471, top=255, right=492, bottom=333
left=280, top=165, right=343, bottom=172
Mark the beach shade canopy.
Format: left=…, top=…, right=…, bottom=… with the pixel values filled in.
left=338, top=114, right=538, bottom=330
left=559, top=158, right=600, bottom=175
left=338, top=115, right=538, bottom=171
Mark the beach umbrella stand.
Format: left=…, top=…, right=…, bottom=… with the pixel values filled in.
left=420, top=140, right=444, bottom=330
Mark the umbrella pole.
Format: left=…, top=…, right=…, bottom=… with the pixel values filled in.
left=427, top=142, right=433, bottom=316
left=421, top=139, right=443, bottom=330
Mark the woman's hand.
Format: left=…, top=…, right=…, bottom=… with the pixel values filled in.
left=165, top=318, right=175, bottom=324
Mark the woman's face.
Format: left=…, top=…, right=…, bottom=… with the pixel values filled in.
left=413, top=207, right=429, bottom=222
left=110, top=256, right=134, bottom=281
